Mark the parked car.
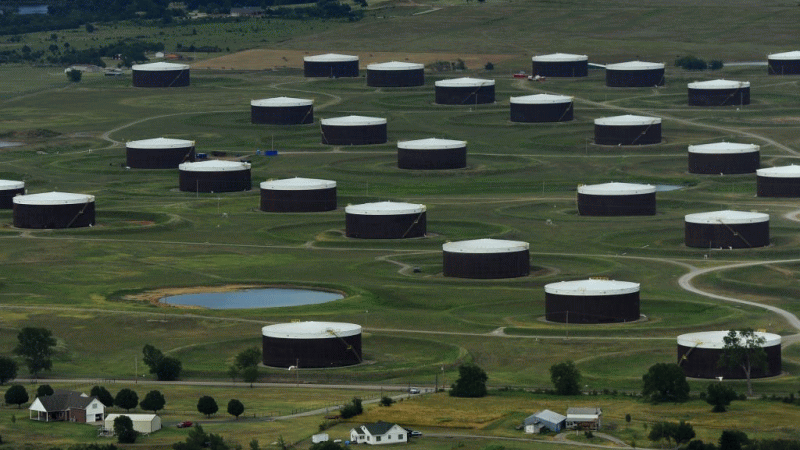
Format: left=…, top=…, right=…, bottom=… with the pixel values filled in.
left=409, top=387, right=420, bottom=394
left=409, top=431, right=423, bottom=437
left=177, top=421, right=193, bottom=428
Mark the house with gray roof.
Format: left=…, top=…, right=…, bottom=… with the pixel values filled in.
left=350, top=421, right=408, bottom=445
left=29, top=390, right=105, bottom=423
left=524, top=409, right=566, bottom=433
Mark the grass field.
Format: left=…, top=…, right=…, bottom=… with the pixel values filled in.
left=2, top=0, right=800, bottom=447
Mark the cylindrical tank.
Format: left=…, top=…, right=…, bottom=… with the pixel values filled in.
left=767, top=51, right=800, bottom=75
left=577, top=182, right=656, bottom=216
left=594, top=115, right=662, bottom=145
left=262, top=321, right=362, bottom=368
left=509, top=94, right=574, bottom=123
left=320, top=116, right=387, bottom=145
left=303, top=53, right=359, bottom=78
left=178, top=160, right=252, bottom=193
left=345, top=201, right=426, bottom=239
left=13, top=191, right=95, bottom=229
left=397, top=138, right=467, bottom=170
left=126, top=137, right=195, bottom=169
left=605, top=61, right=665, bottom=87
left=677, top=331, right=782, bottom=379
left=251, top=97, right=314, bottom=125
left=531, top=53, right=588, bottom=77
left=544, top=279, right=640, bottom=324
left=0, top=180, right=25, bottom=209
left=260, top=177, right=337, bottom=212
left=688, top=79, right=750, bottom=106
left=366, top=61, right=425, bottom=87
left=442, top=238, right=530, bottom=279
left=757, top=165, right=800, bottom=197
left=684, top=210, right=769, bottom=248
left=687, top=142, right=760, bottom=175
left=434, top=77, right=495, bottom=105
left=132, top=62, right=190, bottom=87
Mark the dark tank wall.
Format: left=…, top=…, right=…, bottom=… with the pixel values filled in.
left=345, top=212, right=426, bottom=239
left=251, top=105, right=313, bottom=125
left=179, top=170, right=251, bottom=193
left=684, top=222, right=769, bottom=248
left=367, top=69, right=424, bottom=87
left=757, top=176, right=800, bottom=197
left=678, top=345, right=781, bottom=379
left=321, top=124, right=387, bottom=145
left=532, top=60, right=587, bottom=77
left=260, top=188, right=337, bottom=212
left=577, top=192, right=656, bottom=216
left=510, top=102, right=573, bottom=123
left=0, top=187, right=25, bottom=209
left=262, top=334, right=362, bottom=368
left=688, top=152, right=759, bottom=174
left=13, top=202, right=95, bottom=229
left=127, top=146, right=195, bottom=169
left=398, top=147, right=467, bottom=170
left=443, top=250, right=529, bottom=279
left=435, top=86, right=495, bottom=105
left=606, top=69, right=665, bottom=87
left=545, top=291, right=640, bottom=324
left=304, top=61, right=359, bottom=78
left=688, top=88, right=750, bottom=106
left=132, top=69, right=190, bottom=87
left=768, top=59, right=800, bottom=75
left=594, top=123, right=662, bottom=145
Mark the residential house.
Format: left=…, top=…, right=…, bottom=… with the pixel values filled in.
left=29, top=390, right=105, bottom=423
left=350, top=421, right=408, bottom=445
left=566, top=407, right=602, bottom=430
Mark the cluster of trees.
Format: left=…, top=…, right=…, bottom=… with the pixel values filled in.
left=449, top=363, right=487, bottom=398
left=228, top=347, right=260, bottom=386
left=648, top=420, right=696, bottom=447
left=172, top=423, right=237, bottom=450
left=339, top=397, right=363, bottom=418
left=194, top=395, right=245, bottom=420
left=675, top=55, right=724, bottom=71
left=143, top=344, right=183, bottom=381
left=263, top=0, right=364, bottom=21
left=1, top=39, right=163, bottom=67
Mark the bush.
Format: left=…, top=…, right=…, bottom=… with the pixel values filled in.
left=379, top=396, right=394, bottom=407
left=339, top=398, right=363, bottom=419
left=67, top=69, right=82, bottom=82
left=675, top=55, right=708, bottom=70
left=710, top=60, right=724, bottom=70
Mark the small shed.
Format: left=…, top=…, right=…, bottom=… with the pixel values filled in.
left=312, top=433, right=329, bottom=443
left=524, top=410, right=566, bottom=434
left=104, top=414, right=162, bottom=434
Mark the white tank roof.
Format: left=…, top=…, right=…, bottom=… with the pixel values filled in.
left=442, top=238, right=529, bottom=254
left=321, top=115, right=386, bottom=126
left=757, top=165, right=800, bottom=178
left=688, top=142, right=759, bottom=154
left=262, top=321, right=361, bottom=339
left=544, top=279, right=640, bottom=296
left=434, top=77, right=495, bottom=87
left=367, top=61, right=424, bottom=70
left=345, top=201, right=426, bottom=215
left=578, top=182, right=656, bottom=196
left=768, top=51, right=800, bottom=60
left=132, top=62, right=189, bottom=71
left=251, top=97, right=313, bottom=107
left=304, top=53, right=358, bottom=62
left=0, top=179, right=24, bottom=190
left=594, top=115, right=661, bottom=126
left=685, top=210, right=769, bottom=225
left=179, top=160, right=251, bottom=172
left=677, top=331, right=781, bottom=349
left=13, top=191, right=94, bottom=205
left=688, top=79, right=750, bottom=89
left=397, top=138, right=466, bottom=150
left=606, top=61, right=665, bottom=71
left=532, top=53, right=588, bottom=62
left=510, top=94, right=572, bottom=104
left=127, top=137, right=194, bottom=149
left=260, top=177, right=336, bottom=190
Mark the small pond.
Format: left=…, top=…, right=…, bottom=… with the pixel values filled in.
left=160, top=288, right=344, bottom=309
left=654, top=184, right=685, bottom=192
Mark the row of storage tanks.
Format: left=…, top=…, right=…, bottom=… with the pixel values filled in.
left=260, top=319, right=781, bottom=380
left=130, top=50, right=800, bottom=89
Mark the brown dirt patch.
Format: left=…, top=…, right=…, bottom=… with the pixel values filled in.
left=125, top=284, right=263, bottom=308
left=192, top=49, right=519, bottom=71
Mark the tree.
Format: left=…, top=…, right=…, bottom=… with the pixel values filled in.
left=4, top=385, right=28, bottom=408
left=707, top=383, right=738, bottom=412
left=339, top=397, right=363, bottom=419
left=235, top=347, right=261, bottom=370
left=36, top=385, right=54, bottom=398
left=143, top=344, right=164, bottom=373
left=114, top=414, right=138, bottom=444
left=648, top=422, right=678, bottom=447
left=13, top=327, right=57, bottom=378
left=241, top=365, right=259, bottom=387
left=687, top=440, right=717, bottom=450
left=720, top=329, right=767, bottom=397
left=67, top=69, right=82, bottom=82
left=550, top=360, right=582, bottom=395
left=197, top=396, right=218, bottom=418
left=675, top=420, right=696, bottom=445
left=155, top=356, right=182, bottom=381
left=450, top=363, right=488, bottom=398
left=140, top=390, right=166, bottom=414
left=719, top=430, right=749, bottom=450
left=0, top=357, right=18, bottom=385
left=227, top=398, right=244, bottom=419
left=114, top=388, right=139, bottom=412
left=85, top=23, right=95, bottom=33
left=379, top=396, right=394, bottom=407
left=484, top=62, right=494, bottom=70
left=310, top=442, right=345, bottom=450
left=642, top=363, right=690, bottom=403
left=91, top=386, right=115, bottom=407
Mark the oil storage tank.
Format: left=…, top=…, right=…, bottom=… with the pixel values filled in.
left=251, top=97, right=314, bottom=125
left=605, top=61, right=665, bottom=87
left=677, top=331, right=781, bottom=379
left=594, top=115, right=662, bottom=145
left=126, top=137, right=195, bottom=169
left=688, top=79, right=750, bottom=106
left=366, top=61, right=425, bottom=87
left=757, top=165, right=800, bottom=197
left=684, top=210, right=769, bottom=248
left=321, top=115, right=387, bottom=145
left=303, top=53, right=359, bottom=78
left=545, top=279, right=640, bottom=324
left=443, top=238, right=529, bottom=279
left=531, top=53, right=588, bottom=77
left=345, top=201, right=426, bottom=239
left=0, top=180, right=25, bottom=209
left=13, top=191, right=95, bottom=229
left=178, top=160, right=252, bottom=193
left=132, top=62, right=190, bottom=87
left=434, top=77, right=495, bottom=105
left=509, top=94, right=573, bottom=123
left=768, top=51, right=800, bottom=75
left=260, top=177, right=337, bottom=212
left=577, top=182, right=656, bottom=216
left=262, top=321, right=362, bottom=368
left=397, top=138, right=467, bottom=170
left=688, top=142, right=759, bottom=175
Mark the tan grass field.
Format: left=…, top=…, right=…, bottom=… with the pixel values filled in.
left=192, top=49, right=519, bottom=71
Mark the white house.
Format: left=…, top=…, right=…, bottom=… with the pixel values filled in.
left=566, top=407, right=602, bottom=430
left=350, top=421, right=408, bottom=445
left=29, top=390, right=105, bottom=423
left=104, top=414, right=162, bottom=434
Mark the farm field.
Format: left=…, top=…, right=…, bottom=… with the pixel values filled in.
left=2, top=0, right=800, bottom=448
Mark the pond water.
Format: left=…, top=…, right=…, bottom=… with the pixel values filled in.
left=160, top=288, right=344, bottom=309
left=655, top=184, right=685, bottom=192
